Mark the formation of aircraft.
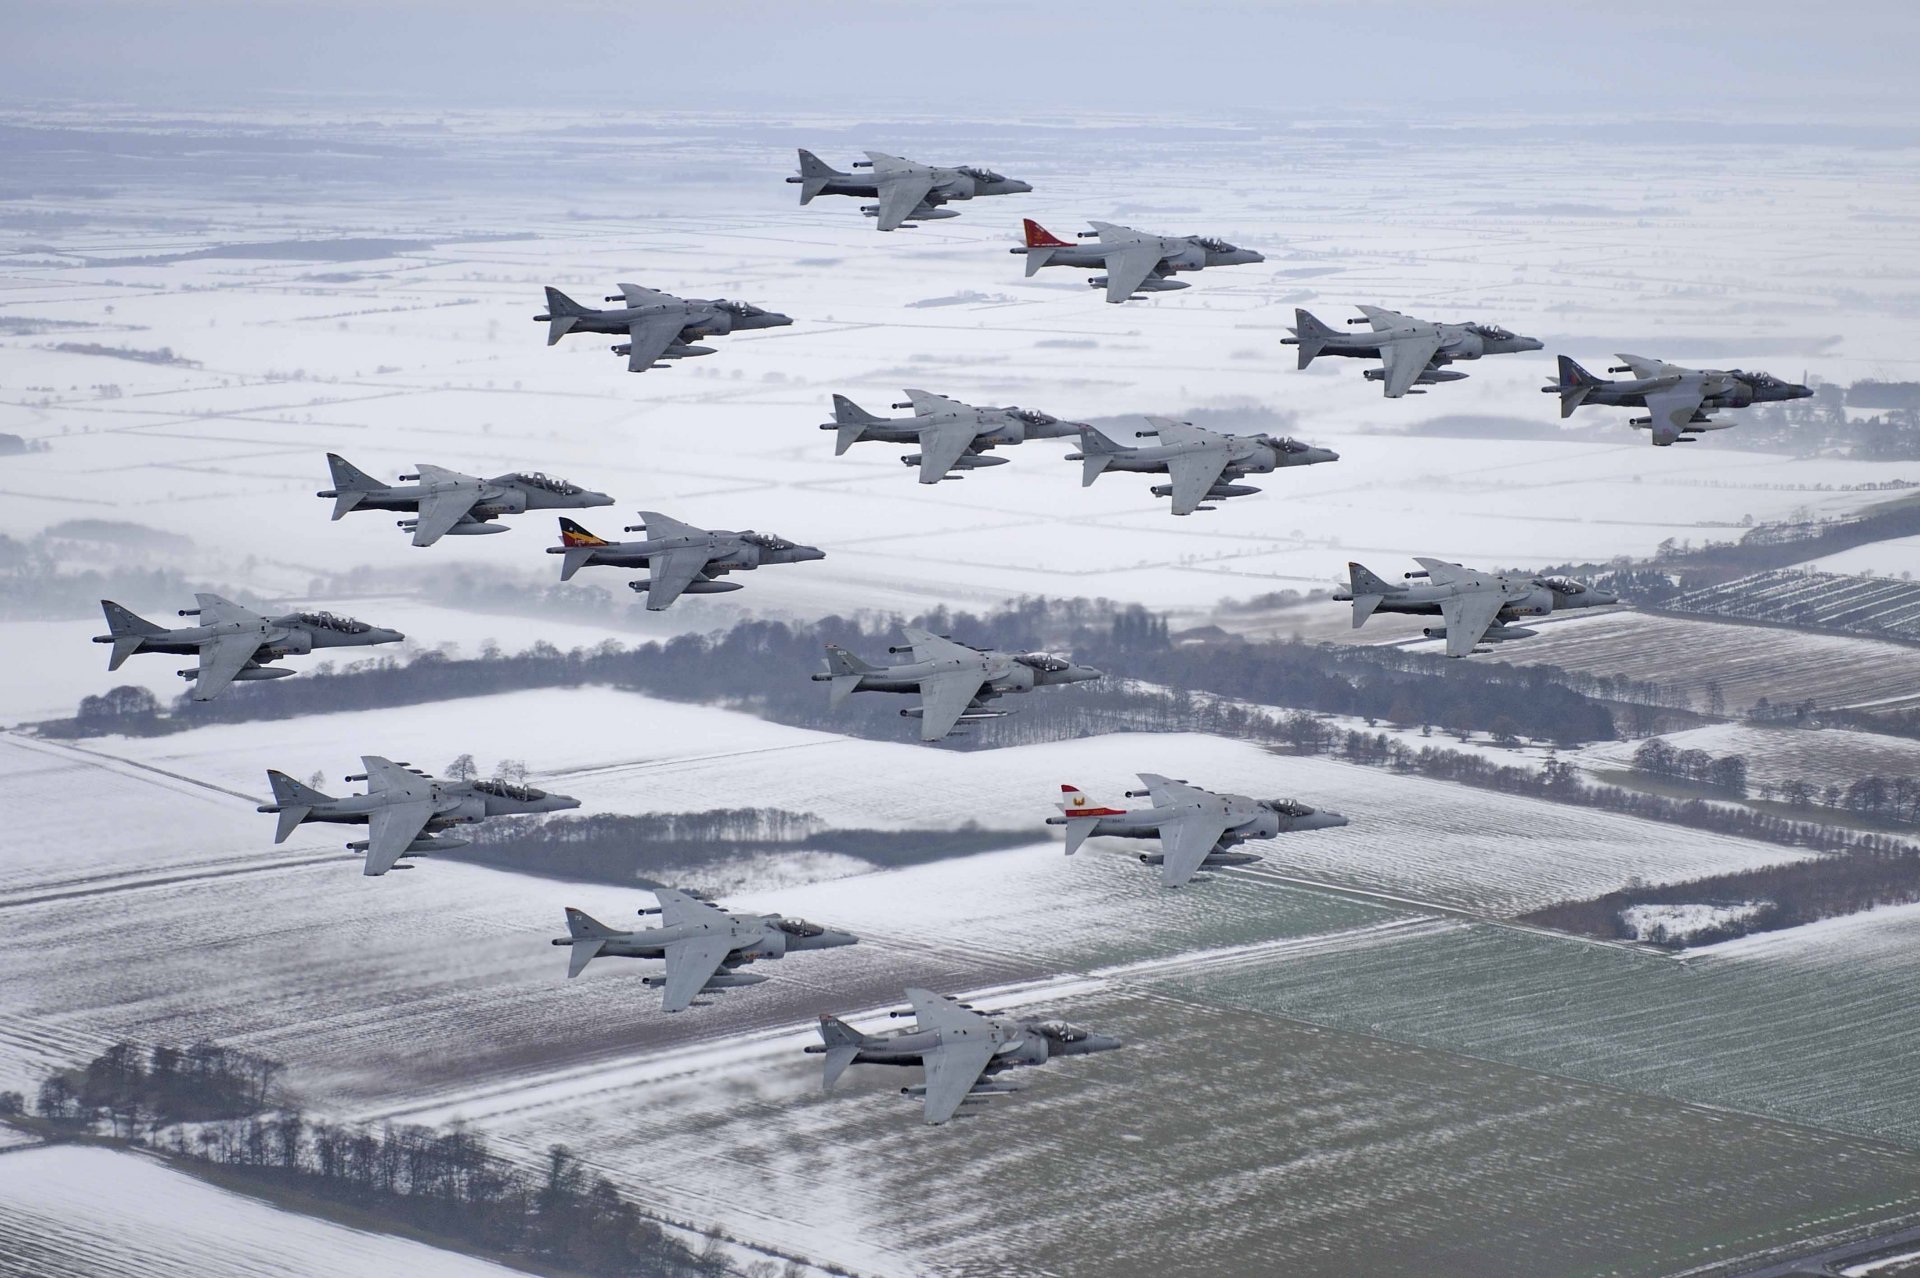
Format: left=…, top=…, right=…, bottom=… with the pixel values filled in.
left=548, top=513, right=824, bottom=610
left=789, top=149, right=1031, bottom=232
left=814, top=627, right=1102, bottom=741
left=319, top=454, right=612, bottom=547
left=824, top=389, right=1083, bottom=483
left=1049, top=774, right=1348, bottom=887
left=257, top=755, right=580, bottom=875
left=1335, top=557, right=1619, bottom=657
left=553, top=889, right=857, bottom=1012
left=1284, top=306, right=1544, bottom=398
left=1547, top=354, right=1813, bottom=445
left=1069, top=418, right=1339, bottom=515
left=94, top=594, right=403, bottom=701
left=536, top=284, right=792, bottom=373
left=806, top=988, right=1121, bottom=1125
left=1012, top=218, right=1265, bottom=302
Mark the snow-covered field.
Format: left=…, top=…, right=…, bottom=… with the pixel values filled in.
left=0, top=1144, right=523, bottom=1278
left=1577, top=721, right=1920, bottom=799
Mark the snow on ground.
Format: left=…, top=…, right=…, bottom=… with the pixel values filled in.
left=1620, top=901, right=1768, bottom=943
left=1575, top=720, right=1920, bottom=799
left=0, top=1144, right=523, bottom=1278
left=1807, top=535, right=1920, bottom=579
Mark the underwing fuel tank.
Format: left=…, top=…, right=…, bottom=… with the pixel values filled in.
left=627, top=579, right=743, bottom=596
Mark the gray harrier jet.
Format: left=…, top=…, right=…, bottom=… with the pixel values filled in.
left=1012, top=217, right=1263, bottom=303
left=813, top=627, right=1101, bottom=741
left=806, top=988, right=1121, bottom=1125
left=1049, top=774, right=1348, bottom=888
left=789, top=149, right=1031, bottom=232
left=257, top=755, right=580, bottom=876
left=536, top=284, right=791, bottom=373
left=1285, top=306, right=1544, bottom=398
left=1335, top=557, right=1618, bottom=657
left=318, top=454, right=612, bottom=547
left=551, top=888, right=856, bottom=1012
left=94, top=594, right=403, bottom=701
left=1069, top=418, right=1338, bottom=515
left=548, top=513, right=824, bottom=610
left=824, top=389, right=1083, bottom=483
left=1546, top=354, right=1812, bottom=446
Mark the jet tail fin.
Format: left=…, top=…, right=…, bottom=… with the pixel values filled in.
left=560, top=908, right=617, bottom=977
left=323, top=453, right=380, bottom=519
left=1345, top=561, right=1405, bottom=628
left=822, top=645, right=875, bottom=708
left=1019, top=219, right=1072, bottom=276
left=1076, top=427, right=1123, bottom=486
left=1056, top=784, right=1124, bottom=854
left=817, top=1014, right=865, bottom=1090
left=1555, top=355, right=1601, bottom=418
left=831, top=394, right=882, bottom=454
left=262, top=769, right=330, bottom=843
left=542, top=287, right=589, bottom=344
left=1290, top=308, right=1338, bottom=369
left=555, top=517, right=610, bottom=580
left=794, top=149, right=843, bottom=204
left=97, top=600, right=163, bottom=669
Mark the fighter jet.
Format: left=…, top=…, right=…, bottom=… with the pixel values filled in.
left=1048, top=774, right=1349, bottom=888
left=812, top=627, right=1101, bottom=742
left=823, top=389, right=1083, bottom=484
left=805, top=988, right=1121, bottom=1125
left=256, top=756, right=580, bottom=876
left=318, top=454, right=612, bottom=548
left=1068, top=418, right=1338, bottom=516
left=1545, top=354, right=1812, bottom=446
left=547, top=512, right=824, bottom=610
left=1011, top=218, right=1264, bottom=303
left=535, top=284, right=791, bottom=373
left=551, top=889, right=856, bottom=1012
left=93, top=594, right=403, bottom=702
left=1334, top=557, right=1619, bottom=658
left=788, top=149, right=1031, bottom=232
left=1284, top=306, right=1544, bottom=399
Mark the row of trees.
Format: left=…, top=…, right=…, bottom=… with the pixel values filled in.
left=1630, top=738, right=1750, bottom=795
left=26, top=1044, right=780, bottom=1278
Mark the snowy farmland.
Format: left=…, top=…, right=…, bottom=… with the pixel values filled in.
left=0, top=1144, right=524, bottom=1278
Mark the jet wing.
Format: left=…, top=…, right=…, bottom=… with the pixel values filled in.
left=658, top=935, right=738, bottom=1013
left=913, top=419, right=982, bottom=484
left=1097, top=243, right=1167, bottom=304
left=362, top=800, right=435, bottom=876
left=624, top=313, right=687, bottom=373
left=1137, top=772, right=1206, bottom=806
left=362, top=755, right=432, bottom=798
left=1436, top=590, right=1507, bottom=658
left=908, top=988, right=990, bottom=1033
left=1156, top=810, right=1236, bottom=888
left=900, top=627, right=983, bottom=664
left=919, top=1037, right=1002, bottom=1125
left=656, top=887, right=730, bottom=930
left=408, top=468, right=482, bottom=547
left=1378, top=331, right=1447, bottom=398
left=631, top=510, right=703, bottom=541
left=188, top=632, right=265, bottom=702
left=1357, top=304, right=1419, bottom=331
left=638, top=546, right=714, bottom=611
left=1613, top=353, right=1670, bottom=379
left=192, top=593, right=259, bottom=627
left=1087, top=221, right=1146, bottom=244
left=903, top=388, right=969, bottom=417
left=1642, top=380, right=1711, bottom=447
left=1163, top=447, right=1233, bottom=516
left=872, top=170, right=938, bottom=232
left=915, top=668, right=992, bottom=741
left=617, top=283, right=674, bottom=308
left=1412, top=557, right=1483, bottom=589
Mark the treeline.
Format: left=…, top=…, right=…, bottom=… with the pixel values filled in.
left=1520, top=848, right=1920, bottom=949
left=26, top=1044, right=771, bottom=1278
left=1630, top=738, right=1749, bottom=796
left=33, top=1040, right=280, bottom=1136
left=448, top=809, right=1037, bottom=885
left=38, top=598, right=1634, bottom=750
left=1287, top=720, right=1913, bottom=859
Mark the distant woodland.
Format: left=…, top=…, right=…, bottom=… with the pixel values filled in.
left=22, top=1042, right=796, bottom=1278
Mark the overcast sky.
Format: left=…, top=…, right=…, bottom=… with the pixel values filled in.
left=3, top=0, right=1915, bottom=121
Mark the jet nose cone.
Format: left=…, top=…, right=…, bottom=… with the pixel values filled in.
left=376, top=628, right=406, bottom=643
left=1519, top=338, right=1545, bottom=352
left=796, top=546, right=827, bottom=562
left=1085, top=1034, right=1124, bottom=1053
left=545, top=794, right=583, bottom=811
left=822, top=931, right=859, bottom=948
left=1790, top=384, right=1814, bottom=399
left=1008, top=180, right=1033, bottom=193
left=761, top=312, right=794, bottom=328
left=1588, top=590, right=1620, bottom=606
left=584, top=491, right=616, bottom=507
left=1071, top=665, right=1104, bottom=682
left=1307, top=448, right=1340, bottom=464
left=1317, top=810, right=1351, bottom=828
